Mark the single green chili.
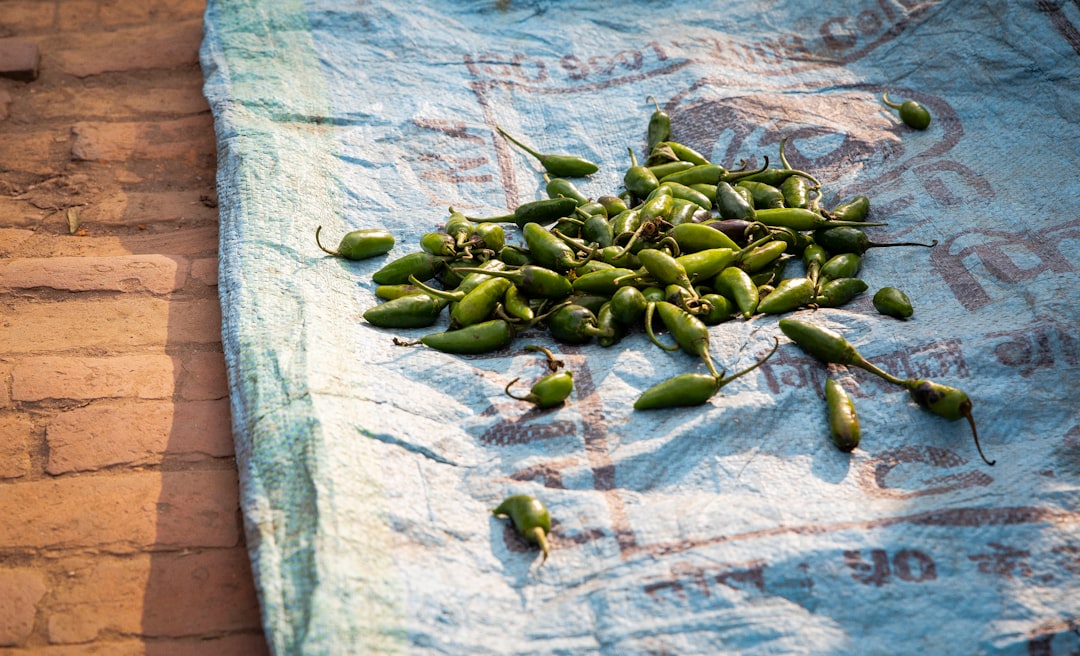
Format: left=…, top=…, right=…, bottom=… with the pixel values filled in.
left=814, top=277, right=869, bottom=307
left=444, top=209, right=475, bottom=247
left=467, top=196, right=579, bottom=229
left=669, top=222, right=740, bottom=253
left=598, top=195, right=629, bottom=217
left=492, top=494, right=552, bottom=563
left=363, top=294, right=447, bottom=328
left=882, top=93, right=931, bottom=130
left=715, top=181, right=757, bottom=220
left=659, top=181, right=712, bottom=211
left=505, top=368, right=573, bottom=409
left=371, top=251, right=447, bottom=285
left=449, top=277, right=513, bottom=328
left=873, top=287, right=914, bottom=319
left=754, top=208, right=884, bottom=231
left=648, top=160, right=696, bottom=180
left=663, top=141, right=711, bottom=166
left=714, top=266, right=759, bottom=319
left=452, top=265, right=573, bottom=299
left=820, top=253, right=862, bottom=281
left=315, top=225, right=395, bottom=261
left=374, top=283, right=425, bottom=300
left=633, top=338, right=779, bottom=409
left=624, top=148, right=660, bottom=199
left=814, top=226, right=937, bottom=255
left=829, top=195, right=870, bottom=222
left=496, top=125, right=599, bottom=177
left=645, top=95, right=672, bottom=153
left=546, top=303, right=610, bottom=344
left=825, top=378, right=860, bottom=452
left=609, top=285, right=648, bottom=325
left=697, top=293, right=734, bottom=325
left=420, top=231, right=457, bottom=257
left=755, top=277, right=815, bottom=314
left=544, top=174, right=589, bottom=205
left=420, top=318, right=514, bottom=354
left=737, top=180, right=786, bottom=210
left=803, top=242, right=827, bottom=290
left=571, top=267, right=638, bottom=296
left=596, top=302, right=626, bottom=347
left=503, top=284, right=534, bottom=322
left=523, top=222, right=591, bottom=273
left=646, top=301, right=721, bottom=377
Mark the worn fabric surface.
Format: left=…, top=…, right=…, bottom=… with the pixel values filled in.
left=200, top=1, right=1080, bottom=653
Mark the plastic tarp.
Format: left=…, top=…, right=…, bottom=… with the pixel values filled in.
left=199, top=0, right=1080, bottom=653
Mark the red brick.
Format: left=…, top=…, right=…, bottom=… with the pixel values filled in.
left=0, top=636, right=265, bottom=656
left=0, top=255, right=187, bottom=294
left=0, top=568, right=46, bottom=646
left=71, top=116, right=215, bottom=163
left=12, top=355, right=175, bottom=402
left=189, top=257, right=218, bottom=286
left=28, top=83, right=211, bottom=122
left=178, top=352, right=229, bottom=402
left=0, top=360, right=12, bottom=409
left=0, top=297, right=222, bottom=355
left=143, top=548, right=263, bottom=637
left=0, top=88, right=11, bottom=121
left=0, top=414, right=34, bottom=479
left=0, top=470, right=240, bottom=552
left=46, top=399, right=233, bottom=474
left=53, top=21, right=203, bottom=78
left=0, top=230, right=35, bottom=258
left=0, top=38, right=40, bottom=82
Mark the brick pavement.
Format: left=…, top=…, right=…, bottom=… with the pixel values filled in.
left=1, top=2, right=268, bottom=653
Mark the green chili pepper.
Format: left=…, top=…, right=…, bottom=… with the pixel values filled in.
left=813, top=226, right=937, bottom=255
left=574, top=259, right=614, bottom=276
left=665, top=141, right=711, bottom=166
left=492, top=494, right=552, bottom=563
left=659, top=163, right=727, bottom=186
left=468, top=196, right=579, bottom=229
left=544, top=174, right=589, bottom=205
left=420, top=318, right=513, bottom=354
left=908, top=380, right=992, bottom=465
left=598, top=195, right=629, bottom=217
left=820, top=253, right=862, bottom=281
left=598, top=245, right=640, bottom=269
left=753, top=208, right=883, bottom=231
left=829, top=196, right=870, bottom=222
left=420, top=231, right=457, bottom=257
left=363, top=294, right=447, bottom=328
left=609, top=285, right=647, bottom=325
left=882, top=93, right=931, bottom=130
left=452, top=265, right=572, bottom=299
left=715, top=181, right=757, bottom=221
left=576, top=201, right=608, bottom=219
left=546, top=303, right=609, bottom=344
left=675, top=247, right=738, bottom=282
left=523, top=222, right=590, bottom=273
left=814, top=277, right=868, bottom=307
left=697, top=293, right=734, bottom=325
left=714, top=266, right=758, bottom=319
left=735, top=157, right=821, bottom=188
left=596, top=302, right=626, bottom=348
left=646, top=301, right=721, bottom=377
left=755, top=277, right=814, bottom=314
left=374, top=283, right=425, bottom=300
left=567, top=293, right=608, bottom=316
left=470, top=223, right=506, bottom=253
left=498, top=246, right=533, bottom=267
left=496, top=125, right=598, bottom=177
left=648, top=160, right=696, bottom=180
left=572, top=267, right=637, bottom=296
left=624, top=148, right=660, bottom=199
left=503, top=284, right=534, bottom=322
left=777, top=137, right=819, bottom=210
left=371, top=251, right=447, bottom=285
left=825, top=378, right=860, bottom=452
left=444, top=209, right=475, bottom=247
left=315, top=225, right=396, bottom=261
left=633, top=338, right=779, bottom=409
left=505, top=370, right=573, bottom=409
left=450, top=277, right=513, bottom=328
left=873, top=287, right=914, bottom=319
left=659, top=181, right=712, bottom=210
left=637, top=249, right=695, bottom=296
left=803, top=242, right=827, bottom=289
left=667, top=198, right=704, bottom=226
left=645, top=95, right=672, bottom=153
left=778, top=318, right=993, bottom=465
left=669, top=222, right=740, bottom=253
left=737, top=180, right=786, bottom=209
left=738, top=240, right=788, bottom=273
left=646, top=142, right=680, bottom=166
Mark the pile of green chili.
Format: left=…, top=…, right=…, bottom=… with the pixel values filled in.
left=327, top=94, right=988, bottom=470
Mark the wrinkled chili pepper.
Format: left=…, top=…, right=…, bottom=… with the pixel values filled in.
left=315, top=225, right=396, bottom=261
left=492, top=494, right=552, bottom=563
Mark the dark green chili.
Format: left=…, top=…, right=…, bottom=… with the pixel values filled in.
left=470, top=223, right=506, bottom=253
left=523, top=222, right=591, bottom=273
left=450, top=277, right=512, bottom=328
left=467, top=196, right=579, bottom=229
left=814, top=278, right=869, bottom=307
left=873, top=287, right=914, bottom=319
left=697, top=293, right=734, bottom=325
left=546, top=303, right=609, bottom=344
left=451, top=265, right=573, bottom=299
left=420, top=318, right=514, bottom=354
left=420, top=231, right=457, bottom=257
left=363, top=294, right=447, bottom=328
left=882, top=93, right=931, bottom=130
left=737, top=180, right=786, bottom=209
left=647, top=301, right=720, bottom=378
left=371, top=251, right=447, bottom=285
left=496, top=125, right=599, bottom=177
left=820, top=253, right=862, bottom=281
left=646, top=95, right=672, bottom=153
left=715, top=181, right=757, bottom=221
left=633, top=338, right=779, bottom=409
left=814, top=226, right=937, bottom=256
left=544, top=174, right=589, bottom=205
left=444, top=209, right=475, bottom=247
left=649, top=160, right=696, bottom=180
left=803, top=242, right=827, bottom=289
left=659, top=163, right=727, bottom=186
left=492, top=494, right=552, bottom=563
left=755, top=277, right=815, bottom=314
left=624, top=148, right=660, bottom=199
left=778, top=318, right=993, bottom=466
left=315, top=225, right=395, bottom=261
left=667, top=198, right=705, bottom=226
left=598, top=195, right=629, bottom=217
left=609, top=285, right=648, bottom=325
left=825, top=378, right=860, bottom=452
left=829, top=195, right=870, bottom=222
left=571, top=267, right=637, bottom=296
left=754, top=208, right=884, bottom=231
left=596, top=302, right=626, bottom=347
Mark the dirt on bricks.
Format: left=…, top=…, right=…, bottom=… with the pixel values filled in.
left=0, top=1, right=268, bottom=653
